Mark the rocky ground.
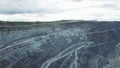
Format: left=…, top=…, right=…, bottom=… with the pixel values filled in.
left=0, top=20, right=120, bottom=68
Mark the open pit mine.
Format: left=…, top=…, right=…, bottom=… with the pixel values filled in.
left=0, top=20, right=120, bottom=68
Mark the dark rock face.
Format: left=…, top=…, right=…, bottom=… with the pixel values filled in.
left=0, top=20, right=120, bottom=68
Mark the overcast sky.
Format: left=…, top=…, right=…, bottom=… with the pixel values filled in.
left=0, top=0, right=120, bottom=21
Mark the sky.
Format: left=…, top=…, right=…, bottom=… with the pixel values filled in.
left=0, top=0, right=120, bottom=21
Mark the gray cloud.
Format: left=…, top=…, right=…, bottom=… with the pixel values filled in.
left=0, top=0, right=120, bottom=21
left=0, top=0, right=118, bottom=14
left=97, top=3, right=117, bottom=8
left=102, top=4, right=116, bottom=8
left=0, top=0, right=60, bottom=14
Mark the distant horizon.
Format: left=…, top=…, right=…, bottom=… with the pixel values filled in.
left=0, top=19, right=120, bottom=22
